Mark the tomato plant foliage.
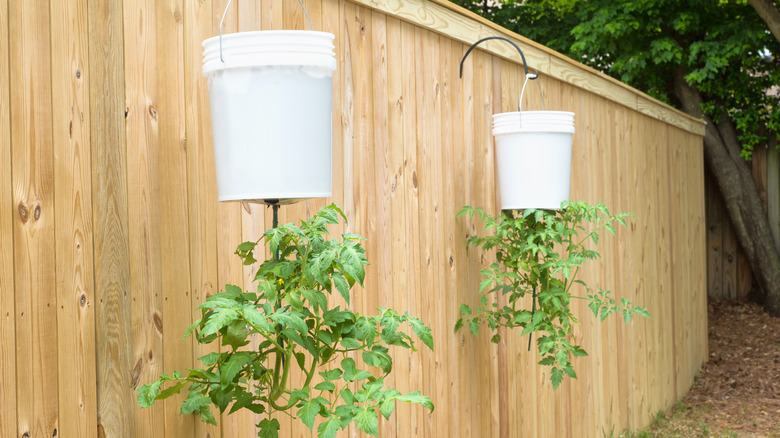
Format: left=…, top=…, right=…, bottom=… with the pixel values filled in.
left=455, top=201, right=649, bottom=389
left=138, top=204, right=433, bottom=437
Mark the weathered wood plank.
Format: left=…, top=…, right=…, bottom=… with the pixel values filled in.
left=89, top=0, right=134, bottom=436
left=51, top=0, right=98, bottom=435
left=10, top=0, right=58, bottom=436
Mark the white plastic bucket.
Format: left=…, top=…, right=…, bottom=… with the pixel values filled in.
left=492, top=111, right=575, bottom=210
left=202, top=31, right=336, bottom=203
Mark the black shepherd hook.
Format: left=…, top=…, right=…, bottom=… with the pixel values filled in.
left=459, top=36, right=539, bottom=80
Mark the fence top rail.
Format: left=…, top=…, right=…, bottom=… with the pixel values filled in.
left=348, top=0, right=707, bottom=136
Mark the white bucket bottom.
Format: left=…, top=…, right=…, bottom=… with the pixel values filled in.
left=493, top=111, right=574, bottom=210
left=207, top=66, right=333, bottom=202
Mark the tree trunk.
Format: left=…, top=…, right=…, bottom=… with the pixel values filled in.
left=748, top=0, right=780, bottom=44
left=672, top=69, right=780, bottom=316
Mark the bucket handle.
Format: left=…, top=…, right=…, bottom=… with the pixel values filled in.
left=219, top=0, right=316, bottom=62
left=459, top=36, right=546, bottom=113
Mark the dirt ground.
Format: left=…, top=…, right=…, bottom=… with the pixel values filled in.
left=647, top=299, right=780, bottom=437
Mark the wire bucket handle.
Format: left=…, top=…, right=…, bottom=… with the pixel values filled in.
left=219, top=0, right=316, bottom=62
left=459, top=36, right=546, bottom=112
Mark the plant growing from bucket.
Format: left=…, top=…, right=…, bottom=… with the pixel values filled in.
left=138, top=3, right=435, bottom=436
left=457, top=38, right=649, bottom=389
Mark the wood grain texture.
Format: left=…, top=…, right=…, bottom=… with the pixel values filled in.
left=348, top=0, right=705, bottom=136
left=0, top=0, right=16, bottom=435
left=123, top=0, right=166, bottom=435
left=1, top=0, right=709, bottom=435
left=10, top=0, right=59, bottom=436
left=89, top=0, right=134, bottom=436
left=185, top=0, right=219, bottom=428
left=51, top=0, right=98, bottom=436
left=154, top=0, right=196, bottom=434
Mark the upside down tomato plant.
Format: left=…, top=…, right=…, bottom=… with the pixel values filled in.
left=138, top=204, right=433, bottom=437
left=455, top=201, right=649, bottom=389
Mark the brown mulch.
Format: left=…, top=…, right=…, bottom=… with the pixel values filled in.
left=659, top=300, right=780, bottom=437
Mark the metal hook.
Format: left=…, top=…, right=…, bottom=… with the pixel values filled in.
left=219, top=0, right=315, bottom=63
left=459, top=36, right=543, bottom=112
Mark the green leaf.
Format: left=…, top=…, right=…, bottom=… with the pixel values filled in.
left=222, top=320, right=250, bottom=349
left=408, top=315, right=434, bottom=351
left=538, top=356, right=555, bottom=366
left=258, top=279, right=277, bottom=302
left=332, top=274, right=351, bottom=304
left=241, top=305, right=270, bottom=332
left=202, top=307, right=239, bottom=336
left=220, top=352, right=252, bottom=387
left=355, top=317, right=378, bottom=343
left=259, top=418, right=281, bottom=438
left=322, top=308, right=354, bottom=326
left=355, top=407, right=379, bottom=436
left=155, top=380, right=186, bottom=401
left=341, top=357, right=372, bottom=382
left=302, top=289, right=328, bottom=313
left=380, top=399, right=396, bottom=419
left=315, top=381, right=336, bottom=392
left=269, top=311, right=308, bottom=334
left=297, top=399, right=321, bottom=430
left=468, top=320, right=479, bottom=336
left=396, top=391, right=434, bottom=412
left=180, top=391, right=211, bottom=416
left=137, top=380, right=162, bottom=407
left=317, top=416, right=342, bottom=438
left=319, top=369, right=342, bottom=381
left=551, top=367, right=564, bottom=389
left=340, top=337, right=362, bottom=349
left=571, top=346, right=589, bottom=357
left=340, top=244, right=367, bottom=286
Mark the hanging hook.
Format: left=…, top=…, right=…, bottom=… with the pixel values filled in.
left=219, top=0, right=315, bottom=63
left=459, top=36, right=542, bottom=112
left=459, top=36, right=538, bottom=79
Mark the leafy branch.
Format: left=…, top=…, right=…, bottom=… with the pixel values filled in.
left=138, top=204, right=433, bottom=437
left=455, top=201, right=649, bottom=389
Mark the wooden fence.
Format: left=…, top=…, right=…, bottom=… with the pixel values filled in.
left=0, top=0, right=708, bottom=436
left=706, top=145, right=780, bottom=300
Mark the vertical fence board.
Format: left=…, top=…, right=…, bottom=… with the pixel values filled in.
left=370, top=11, right=397, bottom=437
left=9, top=0, right=58, bottom=436
left=457, top=37, right=476, bottom=438
left=385, top=15, right=412, bottom=438
left=51, top=0, right=98, bottom=435
left=89, top=0, right=133, bottom=436
left=400, top=20, right=423, bottom=438
left=154, top=0, right=197, bottom=434
left=768, top=146, right=780, bottom=248
left=122, top=0, right=166, bottom=435
left=185, top=0, right=221, bottom=435
left=0, top=0, right=16, bottom=434
left=442, top=36, right=464, bottom=438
